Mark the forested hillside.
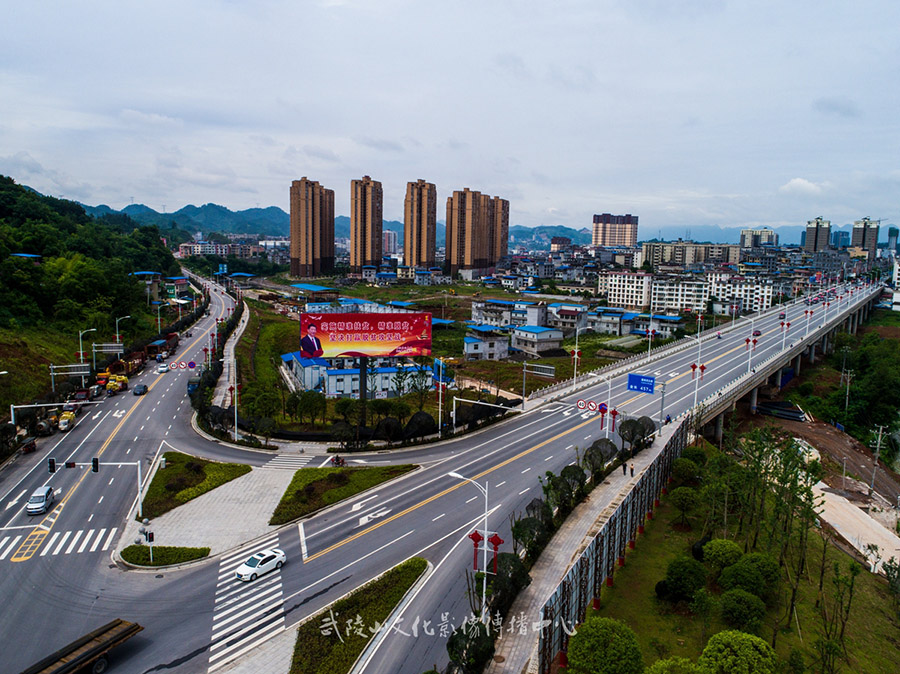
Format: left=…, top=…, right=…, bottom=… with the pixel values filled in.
left=0, top=175, right=179, bottom=330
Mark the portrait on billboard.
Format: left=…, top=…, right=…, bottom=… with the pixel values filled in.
left=300, top=312, right=432, bottom=358
left=300, top=321, right=324, bottom=358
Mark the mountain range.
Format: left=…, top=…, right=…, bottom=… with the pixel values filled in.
left=78, top=200, right=858, bottom=247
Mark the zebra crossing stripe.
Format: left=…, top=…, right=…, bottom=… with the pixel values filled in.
left=78, top=529, right=95, bottom=554
left=52, top=531, right=71, bottom=555
left=90, top=529, right=107, bottom=553
left=65, top=530, right=84, bottom=555
left=0, top=536, right=21, bottom=560
left=40, top=532, right=59, bottom=557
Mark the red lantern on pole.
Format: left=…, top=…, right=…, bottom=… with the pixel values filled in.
left=745, top=337, right=751, bottom=350
left=699, top=364, right=706, bottom=380
left=488, top=533, right=504, bottom=574
left=691, top=363, right=697, bottom=379
left=610, top=408, right=618, bottom=432
left=752, top=338, right=758, bottom=351
left=468, top=530, right=483, bottom=570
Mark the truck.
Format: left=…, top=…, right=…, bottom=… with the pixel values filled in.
left=58, top=411, right=77, bottom=432
left=146, top=333, right=180, bottom=361
left=106, top=375, right=129, bottom=393
left=187, top=375, right=201, bottom=396
left=21, top=618, right=143, bottom=674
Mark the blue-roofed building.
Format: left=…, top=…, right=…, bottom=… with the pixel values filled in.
left=463, top=325, right=509, bottom=361
left=471, top=298, right=543, bottom=327
left=375, top=272, right=398, bottom=286
left=281, top=350, right=433, bottom=398
left=511, top=325, right=563, bottom=356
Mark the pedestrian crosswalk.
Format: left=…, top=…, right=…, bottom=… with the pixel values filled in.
left=208, top=533, right=285, bottom=673
left=0, top=527, right=117, bottom=561
left=263, top=454, right=314, bottom=470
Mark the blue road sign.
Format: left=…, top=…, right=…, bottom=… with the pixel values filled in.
left=188, top=361, right=196, bottom=369
left=627, top=373, right=656, bottom=394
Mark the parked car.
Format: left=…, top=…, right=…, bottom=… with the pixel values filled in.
left=26, top=485, right=55, bottom=515
left=752, top=329, right=762, bottom=337
left=133, top=384, right=149, bottom=396
left=235, top=548, right=286, bottom=581
left=158, top=363, right=169, bottom=373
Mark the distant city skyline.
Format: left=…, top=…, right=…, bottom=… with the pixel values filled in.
left=1, top=3, right=897, bottom=233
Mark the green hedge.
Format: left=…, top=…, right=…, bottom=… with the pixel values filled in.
left=291, top=557, right=427, bottom=674
left=141, top=451, right=252, bottom=519
left=120, top=544, right=210, bottom=566
left=270, top=465, right=416, bottom=525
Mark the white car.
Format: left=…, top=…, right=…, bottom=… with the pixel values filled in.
left=235, top=548, right=286, bottom=581
left=158, top=363, right=169, bottom=373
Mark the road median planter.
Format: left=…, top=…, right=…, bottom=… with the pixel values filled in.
left=120, top=544, right=210, bottom=566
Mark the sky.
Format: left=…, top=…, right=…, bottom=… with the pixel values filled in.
left=2, top=1, right=899, bottom=233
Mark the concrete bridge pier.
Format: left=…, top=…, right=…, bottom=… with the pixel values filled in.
left=793, top=353, right=802, bottom=376
left=715, top=412, right=725, bottom=445
left=808, top=343, right=817, bottom=364
left=749, top=387, right=758, bottom=414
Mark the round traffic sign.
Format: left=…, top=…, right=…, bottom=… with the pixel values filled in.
left=576, top=399, right=586, bottom=410
left=188, top=361, right=196, bottom=369
left=587, top=400, right=597, bottom=412
left=179, top=361, right=187, bottom=369
left=598, top=402, right=608, bottom=413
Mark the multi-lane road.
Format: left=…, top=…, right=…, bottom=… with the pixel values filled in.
left=0, top=280, right=880, bottom=673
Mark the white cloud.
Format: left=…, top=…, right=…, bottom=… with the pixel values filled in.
left=778, top=178, right=825, bottom=196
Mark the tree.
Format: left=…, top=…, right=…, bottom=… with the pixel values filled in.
left=663, top=556, right=707, bottom=602
left=566, top=617, right=643, bottom=674
left=646, top=657, right=699, bottom=674
left=511, top=517, right=547, bottom=561
left=391, top=366, right=411, bottom=397
left=446, top=620, right=493, bottom=674
left=285, top=392, right=300, bottom=421
left=702, top=539, right=743, bottom=577
left=670, top=486, right=697, bottom=527
left=409, top=356, right=433, bottom=411
left=672, top=457, right=700, bottom=486
left=720, top=588, right=766, bottom=632
left=369, top=398, right=393, bottom=422
left=617, top=418, right=644, bottom=455
left=391, top=399, right=411, bottom=426
left=696, top=630, right=776, bottom=674
left=560, top=464, right=587, bottom=501
left=335, top=398, right=358, bottom=423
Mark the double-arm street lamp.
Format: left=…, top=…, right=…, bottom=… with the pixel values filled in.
left=448, top=472, right=489, bottom=622
left=115, top=315, right=131, bottom=344
left=78, top=328, right=96, bottom=387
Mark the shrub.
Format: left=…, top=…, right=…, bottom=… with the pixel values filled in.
left=488, top=552, right=531, bottom=619
left=696, top=630, right=777, bottom=674
left=447, top=620, right=494, bottom=674
left=739, top=553, right=780, bottom=599
left=664, top=556, right=708, bottom=602
left=703, top=539, right=743, bottom=575
left=672, top=458, right=700, bottom=485
left=120, top=545, right=210, bottom=566
left=719, top=560, right=764, bottom=597
left=720, top=588, right=766, bottom=632
left=646, top=656, right=699, bottom=673
left=681, top=446, right=707, bottom=467
left=567, top=617, right=644, bottom=674
left=797, top=382, right=814, bottom=396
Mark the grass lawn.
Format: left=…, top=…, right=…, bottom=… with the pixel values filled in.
left=270, top=465, right=417, bottom=525
left=588, top=483, right=900, bottom=672
left=290, top=557, right=427, bottom=674
left=141, top=451, right=251, bottom=519
left=863, top=308, right=900, bottom=328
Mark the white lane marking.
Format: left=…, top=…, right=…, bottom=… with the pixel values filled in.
left=90, top=528, right=107, bottom=552
left=108, top=478, right=114, bottom=485
left=357, top=508, right=391, bottom=527
left=78, top=529, right=95, bottom=553
left=102, top=528, right=117, bottom=550
left=350, top=494, right=380, bottom=512
left=97, top=496, right=103, bottom=504
left=521, top=468, right=531, bottom=474
left=53, top=531, right=72, bottom=555
left=318, top=457, right=332, bottom=468
left=88, top=513, right=94, bottom=523
left=1, top=535, right=22, bottom=559
left=65, top=530, right=83, bottom=554
left=126, top=448, right=131, bottom=454
left=519, top=488, right=530, bottom=495
left=465, top=496, right=478, bottom=504
left=299, top=522, right=308, bottom=561
left=584, top=435, right=591, bottom=440
left=5, top=489, right=26, bottom=511
left=565, top=444, right=573, bottom=450
left=544, top=456, right=553, bottom=461
left=134, top=436, right=138, bottom=442
left=496, top=481, right=506, bottom=487
left=432, top=513, right=445, bottom=521
left=569, top=461, right=576, bottom=466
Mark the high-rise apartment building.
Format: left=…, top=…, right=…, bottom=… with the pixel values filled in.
left=445, top=188, right=509, bottom=275
left=852, top=217, right=879, bottom=258
left=403, top=179, right=437, bottom=268
left=739, top=228, right=779, bottom=248
left=805, top=217, right=831, bottom=253
left=382, top=229, right=399, bottom=255
left=888, top=226, right=898, bottom=252
left=289, top=177, right=335, bottom=277
left=831, top=230, right=850, bottom=248
left=350, top=175, right=383, bottom=271
left=592, top=213, right=639, bottom=247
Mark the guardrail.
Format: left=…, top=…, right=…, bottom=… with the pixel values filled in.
left=536, top=417, right=690, bottom=673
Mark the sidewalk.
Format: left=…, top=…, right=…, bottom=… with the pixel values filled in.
left=214, top=299, right=250, bottom=408
left=486, top=439, right=665, bottom=674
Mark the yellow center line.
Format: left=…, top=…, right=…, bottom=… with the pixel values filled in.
left=304, top=415, right=598, bottom=563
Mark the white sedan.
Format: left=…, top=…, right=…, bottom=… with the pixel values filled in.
left=235, top=548, right=286, bottom=581
left=157, top=363, right=169, bottom=373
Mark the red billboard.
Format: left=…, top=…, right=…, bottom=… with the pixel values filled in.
left=300, top=312, right=432, bottom=358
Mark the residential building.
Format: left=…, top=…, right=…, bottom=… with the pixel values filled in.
left=852, top=217, right=879, bottom=259
left=650, top=275, right=710, bottom=313
left=445, top=188, right=509, bottom=275
left=805, top=217, right=831, bottom=253
left=831, top=230, right=850, bottom=248
left=350, top=176, right=383, bottom=271
left=550, top=237, right=571, bottom=252
left=641, top=241, right=740, bottom=268
left=602, top=271, right=652, bottom=309
left=546, top=302, right=588, bottom=332
left=740, top=228, right=779, bottom=248
left=290, top=177, right=335, bottom=277
left=592, top=213, right=638, bottom=247
left=404, top=179, right=437, bottom=268
left=511, top=326, right=564, bottom=356
left=889, top=227, right=899, bottom=253
left=382, top=229, right=399, bottom=255
left=463, top=325, right=509, bottom=361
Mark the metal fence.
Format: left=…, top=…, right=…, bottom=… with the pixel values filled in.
left=536, top=417, right=689, bottom=673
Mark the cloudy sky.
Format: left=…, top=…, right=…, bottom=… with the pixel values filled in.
left=2, top=1, right=898, bottom=232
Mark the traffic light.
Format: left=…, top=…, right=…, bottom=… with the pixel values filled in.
left=92, top=457, right=99, bottom=473
left=147, top=532, right=154, bottom=543
left=48, top=458, right=56, bottom=474
left=65, top=461, right=76, bottom=469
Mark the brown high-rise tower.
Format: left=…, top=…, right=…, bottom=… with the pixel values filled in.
left=289, top=177, right=334, bottom=277
left=350, top=175, right=383, bottom=272
left=404, top=179, right=437, bottom=268
left=445, top=188, right=509, bottom=276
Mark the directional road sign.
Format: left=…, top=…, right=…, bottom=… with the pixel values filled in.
left=627, top=373, right=656, bottom=394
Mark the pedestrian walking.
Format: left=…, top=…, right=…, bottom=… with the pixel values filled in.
left=630, top=463, right=635, bottom=477
left=622, top=460, right=627, bottom=475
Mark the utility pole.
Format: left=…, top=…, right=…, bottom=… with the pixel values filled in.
left=841, top=368, right=853, bottom=412
left=870, top=425, right=886, bottom=496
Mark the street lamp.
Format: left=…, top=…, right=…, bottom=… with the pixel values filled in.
left=78, top=328, right=96, bottom=387
left=115, top=315, right=131, bottom=344
left=448, top=471, right=489, bottom=622
left=572, top=326, right=586, bottom=392
left=599, top=373, right=613, bottom=438
left=152, top=301, right=164, bottom=333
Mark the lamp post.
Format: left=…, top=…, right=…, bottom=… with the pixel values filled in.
left=448, top=472, right=489, bottom=622
left=600, top=373, right=613, bottom=438
left=572, top=326, right=586, bottom=392
left=437, top=357, right=444, bottom=433
left=152, top=301, right=163, bottom=333
left=78, top=328, right=96, bottom=387
left=115, top=315, right=131, bottom=344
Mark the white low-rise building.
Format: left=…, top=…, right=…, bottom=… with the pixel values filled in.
left=463, top=325, right=510, bottom=361
left=511, top=326, right=564, bottom=357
